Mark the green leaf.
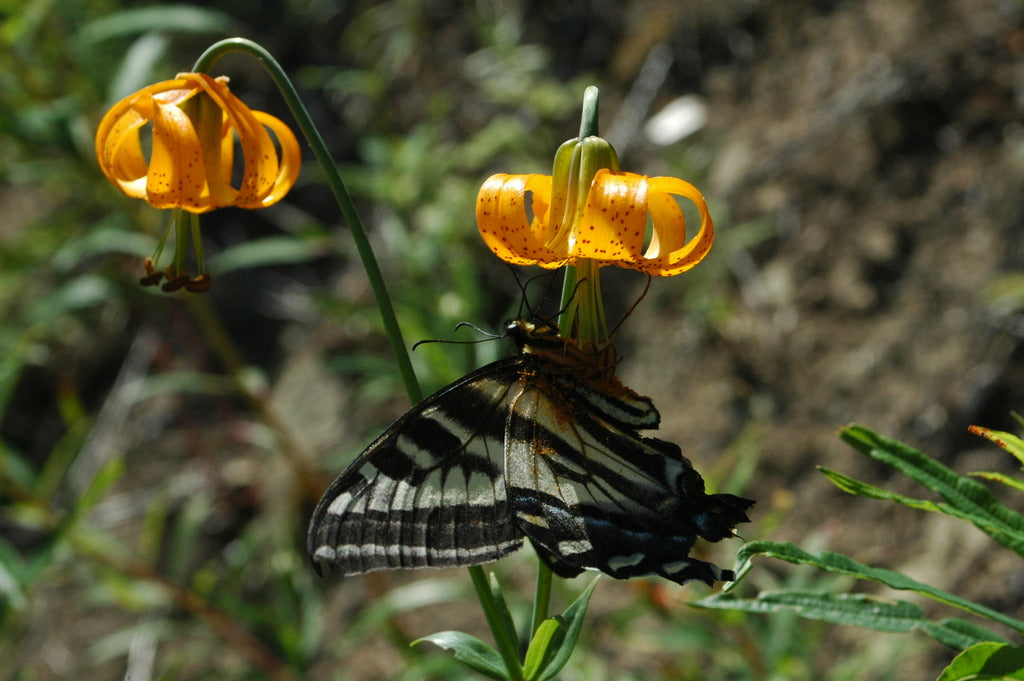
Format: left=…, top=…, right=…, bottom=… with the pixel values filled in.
left=695, top=590, right=1007, bottom=649
left=925, top=619, right=1011, bottom=650
left=533, top=577, right=599, bottom=681
left=731, top=541, right=1024, bottom=636
left=839, top=425, right=1024, bottom=556
left=695, top=590, right=925, bottom=632
left=937, top=642, right=1024, bottom=681
left=819, top=467, right=942, bottom=512
left=969, top=426, right=1024, bottom=467
left=488, top=572, right=520, bottom=653
left=412, top=631, right=510, bottom=681
left=522, top=618, right=562, bottom=680
left=972, top=471, right=1024, bottom=493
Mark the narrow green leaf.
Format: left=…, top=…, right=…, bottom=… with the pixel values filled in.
left=694, top=590, right=924, bottom=632
left=412, top=631, right=510, bottom=681
left=695, top=590, right=1007, bottom=649
left=839, top=425, right=1024, bottom=556
left=522, top=619, right=562, bottom=680
left=819, top=467, right=943, bottom=512
left=488, top=572, right=520, bottom=652
left=936, top=642, right=1024, bottom=681
left=732, top=540, right=1024, bottom=635
left=924, top=618, right=1010, bottom=650
left=535, top=578, right=599, bottom=681
left=972, top=471, right=1024, bottom=493
left=969, top=426, right=1024, bottom=467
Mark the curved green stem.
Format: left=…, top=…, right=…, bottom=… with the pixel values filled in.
left=191, top=38, right=422, bottom=403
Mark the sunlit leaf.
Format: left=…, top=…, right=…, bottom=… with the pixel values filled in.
left=522, top=618, right=561, bottom=680
left=412, top=630, right=510, bottom=681
left=936, top=642, right=1024, bottom=681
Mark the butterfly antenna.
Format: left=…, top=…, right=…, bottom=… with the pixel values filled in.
left=411, top=323, right=502, bottom=351
left=509, top=266, right=565, bottom=321
left=607, top=275, right=652, bottom=339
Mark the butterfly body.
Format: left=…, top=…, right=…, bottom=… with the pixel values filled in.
left=308, top=320, right=752, bottom=585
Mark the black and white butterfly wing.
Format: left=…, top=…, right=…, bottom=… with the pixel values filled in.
left=307, top=359, right=528, bottom=575
left=506, top=373, right=753, bottom=586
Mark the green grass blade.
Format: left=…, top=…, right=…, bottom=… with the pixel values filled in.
left=732, top=541, right=1024, bottom=635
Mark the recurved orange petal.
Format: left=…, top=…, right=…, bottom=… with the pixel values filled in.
left=639, top=176, right=713, bottom=276
left=476, top=174, right=568, bottom=268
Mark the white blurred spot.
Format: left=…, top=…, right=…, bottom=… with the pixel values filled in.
left=644, top=95, right=708, bottom=146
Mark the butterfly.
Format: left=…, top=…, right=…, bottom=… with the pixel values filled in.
left=307, top=319, right=753, bottom=586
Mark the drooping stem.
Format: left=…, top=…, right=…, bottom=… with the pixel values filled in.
left=191, top=38, right=422, bottom=404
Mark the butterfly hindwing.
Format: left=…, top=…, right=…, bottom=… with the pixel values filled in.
left=307, top=358, right=529, bottom=575
left=505, top=375, right=752, bottom=585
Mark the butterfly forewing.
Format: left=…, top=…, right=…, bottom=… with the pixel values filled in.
left=308, top=360, right=528, bottom=575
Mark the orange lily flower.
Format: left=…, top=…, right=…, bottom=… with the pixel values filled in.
left=476, top=166, right=713, bottom=277
left=96, top=72, right=300, bottom=213
left=95, top=73, right=301, bottom=291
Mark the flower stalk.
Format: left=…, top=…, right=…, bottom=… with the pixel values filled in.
left=190, top=38, right=422, bottom=405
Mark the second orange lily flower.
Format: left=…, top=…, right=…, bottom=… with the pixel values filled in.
left=476, top=144, right=713, bottom=277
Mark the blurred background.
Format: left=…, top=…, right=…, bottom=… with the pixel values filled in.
left=2, top=0, right=1024, bottom=679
